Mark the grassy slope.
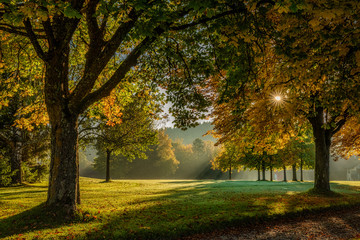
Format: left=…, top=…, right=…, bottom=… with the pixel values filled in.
left=0, top=178, right=360, bottom=239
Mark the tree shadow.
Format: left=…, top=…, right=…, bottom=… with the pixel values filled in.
left=1, top=181, right=359, bottom=239
left=76, top=183, right=279, bottom=239
left=0, top=203, right=94, bottom=238
left=251, top=205, right=360, bottom=240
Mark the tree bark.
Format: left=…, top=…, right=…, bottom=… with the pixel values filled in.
left=308, top=107, right=332, bottom=193
left=45, top=44, right=80, bottom=214
left=283, top=165, right=287, bottom=182
left=257, top=167, right=260, bottom=181
left=292, top=163, right=297, bottom=181
left=47, top=115, right=79, bottom=213
left=106, top=149, right=111, bottom=182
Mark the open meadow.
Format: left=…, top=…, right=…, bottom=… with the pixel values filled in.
left=1, top=178, right=360, bottom=239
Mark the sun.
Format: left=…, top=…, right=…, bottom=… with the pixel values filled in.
left=269, top=91, right=286, bottom=108
left=274, top=95, right=282, bottom=101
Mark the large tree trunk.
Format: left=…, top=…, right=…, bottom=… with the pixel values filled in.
left=292, top=163, right=297, bottom=181
left=45, top=45, right=80, bottom=214
left=309, top=107, right=332, bottom=193
left=106, top=149, right=111, bottom=182
left=47, top=115, right=79, bottom=213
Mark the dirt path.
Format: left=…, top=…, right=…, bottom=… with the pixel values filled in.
left=181, top=206, right=360, bottom=240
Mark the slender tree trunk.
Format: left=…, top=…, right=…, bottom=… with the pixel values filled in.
left=10, top=139, right=22, bottom=184
left=292, top=163, right=297, bottom=181
left=257, top=167, right=260, bottom=181
left=283, top=165, right=287, bottom=182
left=261, top=160, right=266, bottom=181
left=308, top=107, right=332, bottom=193
left=300, top=159, right=304, bottom=182
left=106, top=149, right=111, bottom=182
left=270, top=165, right=273, bottom=181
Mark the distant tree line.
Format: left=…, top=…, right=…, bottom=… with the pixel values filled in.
left=87, top=132, right=219, bottom=180
left=212, top=136, right=315, bottom=181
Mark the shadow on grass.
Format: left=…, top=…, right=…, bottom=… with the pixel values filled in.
left=82, top=184, right=272, bottom=239
left=1, top=181, right=360, bottom=239
left=0, top=203, right=96, bottom=238
left=81, top=182, right=360, bottom=240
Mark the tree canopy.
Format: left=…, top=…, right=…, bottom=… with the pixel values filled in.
left=0, top=0, right=249, bottom=214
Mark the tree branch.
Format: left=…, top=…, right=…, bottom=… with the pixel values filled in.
left=332, top=110, right=350, bottom=135
left=169, top=8, right=245, bottom=31
left=42, top=18, right=56, bottom=48
left=86, top=0, right=102, bottom=43
left=0, top=23, right=44, bottom=32
left=23, top=18, right=47, bottom=61
left=0, top=25, right=46, bottom=39
left=70, top=7, right=142, bottom=106
left=77, top=34, right=160, bottom=113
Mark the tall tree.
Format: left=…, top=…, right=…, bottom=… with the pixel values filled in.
left=0, top=0, right=247, bottom=213
left=209, top=0, right=360, bottom=193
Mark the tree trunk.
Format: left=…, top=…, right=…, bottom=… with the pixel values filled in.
left=308, top=107, right=332, bottom=193
left=261, top=160, right=266, bottom=181
left=106, top=149, right=111, bottom=182
left=228, top=161, right=232, bottom=180
left=47, top=115, right=79, bottom=213
left=283, top=165, right=287, bottom=182
left=292, top=163, right=297, bottom=181
left=257, top=167, right=260, bottom=181
left=269, top=156, right=273, bottom=181
left=44, top=42, right=81, bottom=214
left=10, top=139, right=22, bottom=184
left=300, top=159, right=304, bottom=182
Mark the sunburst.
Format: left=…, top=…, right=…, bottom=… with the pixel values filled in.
left=270, top=91, right=285, bottom=108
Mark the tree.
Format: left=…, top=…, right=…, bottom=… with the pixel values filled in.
left=172, top=139, right=194, bottom=178
left=212, top=142, right=242, bottom=180
left=0, top=0, right=247, bottom=213
left=123, top=130, right=179, bottom=179
left=88, top=99, right=157, bottom=182
left=0, top=72, right=49, bottom=185
left=209, top=1, right=360, bottom=193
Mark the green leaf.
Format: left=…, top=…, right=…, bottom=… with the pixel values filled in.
left=63, top=6, right=82, bottom=19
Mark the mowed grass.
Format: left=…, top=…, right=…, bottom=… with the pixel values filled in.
left=1, top=178, right=360, bottom=239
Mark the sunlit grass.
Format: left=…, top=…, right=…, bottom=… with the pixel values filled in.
left=1, top=178, right=360, bottom=239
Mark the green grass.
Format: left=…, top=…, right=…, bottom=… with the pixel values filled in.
left=1, top=178, right=360, bottom=239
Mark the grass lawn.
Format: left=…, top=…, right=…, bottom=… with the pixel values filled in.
left=1, top=178, right=360, bottom=239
